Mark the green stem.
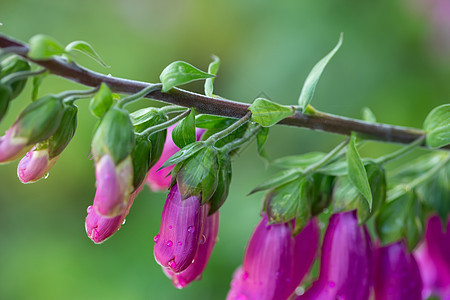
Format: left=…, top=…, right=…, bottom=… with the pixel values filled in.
left=219, top=125, right=262, bottom=153
left=375, top=135, right=426, bottom=165
left=138, top=109, right=191, bottom=137
left=1, top=69, right=46, bottom=85
left=57, top=86, right=100, bottom=99
left=387, top=154, right=450, bottom=201
left=303, top=138, right=350, bottom=175
left=0, top=46, right=27, bottom=59
left=205, top=112, right=252, bottom=146
left=117, top=83, right=162, bottom=108
left=158, top=105, right=186, bottom=114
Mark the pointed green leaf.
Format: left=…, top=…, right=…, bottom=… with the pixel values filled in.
left=362, top=107, right=376, bottom=123
left=172, top=109, right=196, bottom=148
left=256, top=127, right=269, bottom=163
left=298, top=33, right=343, bottom=111
left=273, top=152, right=326, bottom=169
left=160, top=61, right=215, bottom=92
left=196, top=114, right=235, bottom=129
left=28, top=34, right=66, bottom=60
left=204, top=55, right=220, bottom=97
left=161, top=141, right=204, bottom=168
left=265, top=179, right=303, bottom=223
left=65, top=40, right=110, bottom=68
left=347, top=135, right=373, bottom=209
left=249, top=98, right=295, bottom=127
left=31, top=71, right=48, bottom=101
left=423, top=104, right=450, bottom=148
left=89, top=83, right=113, bottom=118
left=376, top=193, right=411, bottom=245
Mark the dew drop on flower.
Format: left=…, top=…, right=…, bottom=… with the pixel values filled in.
left=177, top=241, right=182, bottom=246
left=187, top=226, right=195, bottom=233
left=200, top=234, right=206, bottom=244
left=122, top=219, right=126, bottom=225
left=87, top=206, right=93, bottom=213
left=328, top=281, right=336, bottom=288
left=44, top=173, right=49, bottom=179
left=295, top=286, right=305, bottom=296
left=168, top=259, right=177, bottom=270
left=167, top=240, right=173, bottom=247
left=153, top=234, right=160, bottom=243
left=169, top=225, right=173, bottom=229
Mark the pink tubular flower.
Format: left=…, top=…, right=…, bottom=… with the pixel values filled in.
left=374, top=241, right=422, bottom=300
left=163, top=211, right=220, bottom=289
left=297, top=210, right=373, bottom=300
left=154, top=183, right=207, bottom=273
left=147, top=125, right=205, bottom=191
left=0, top=128, right=30, bottom=164
left=17, top=148, right=59, bottom=183
left=415, top=215, right=450, bottom=299
left=85, top=182, right=144, bottom=244
left=227, top=216, right=320, bottom=300
left=92, top=154, right=134, bottom=218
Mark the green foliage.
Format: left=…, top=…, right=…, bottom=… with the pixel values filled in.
left=256, top=127, right=269, bottom=163
left=160, top=61, right=214, bottom=92
left=172, top=109, right=196, bottom=148
left=204, top=55, right=220, bottom=97
left=89, top=83, right=113, bottom=118
left=298, top=33, right=343, bottom=112
left=28, top=34, right=66, bottom=60
left=249, top=98, right=295, bottom=127
left=65, top=40, right=109, bottom=68
left=347, top=135, right=372, bottom=209
left=423, top=104, right=450, bottom=148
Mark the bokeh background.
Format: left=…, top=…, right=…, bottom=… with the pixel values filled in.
left=0, top=0, right=449, bottom=299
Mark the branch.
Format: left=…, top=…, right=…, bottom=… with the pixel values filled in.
left=1, top=34, right=446, bottom=150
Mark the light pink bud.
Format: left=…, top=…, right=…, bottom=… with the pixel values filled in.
left=0, top=127, right=31, bottom=164
left=17, top=148, right=59, bottom=183
left=93, top=154, right=134, bottom=217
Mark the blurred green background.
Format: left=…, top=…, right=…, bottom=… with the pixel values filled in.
left=0, top=0, right=449, bottom=299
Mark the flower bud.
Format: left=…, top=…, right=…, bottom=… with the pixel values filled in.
left=154, top=183, right=207, bottom=273
left=0, top=95, right=64, bottom=163
left=297, top=210, right=373, bottom=300
left=147, top=125, right=205, bottom=191
left=164, top=211, right=220, bottom=288
left=17, top=104, right=77, bottom=183
left=85, top=181, right=145, bottom=244
left=227, top=216, right=319, bottom=300
left=374, top=241, right=422, bottom=300
left=415, top=215, right=450, bottom=299
left=92, top=154, right=133, bottom=217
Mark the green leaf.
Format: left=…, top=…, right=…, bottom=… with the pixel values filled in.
left=309, top=173, right=335, bottom=216
left=161, top=141, right=204, bottom=168
left=31, top=71, right=48, bottom=101
left=249, top=98, right=295, bottom=127
left=209, top=154, right=232, bottom=214
left=28, top=34, right=66, bottom=60
left=273, top=152, right=326, bottom=169
left=160, top=61, right=215, bottom=92
left=423, top=104, right=450, bottom=148
left=196, top=115, right=235, bottom=129
left=405, top=195, right=424, bottom=251
left=376, top=193, right=411, bottom=245
left=265, top=179, right=303, bottom=223
left=362, top=107, right=376, bottom=123
left=347, top=135, right=373, bottom=209
left=256, top=127, right=270, bottom=164
left=172, top=109, right=196, bottom=148
left=204, top=55, right=220, bottom=97
left=250, top=169, right=302, bottom=194
left=65, top=40, right=110, bottom=68
left=89, top=83, right=113, bottom=118
left=298, top=33, right=343, bottom=111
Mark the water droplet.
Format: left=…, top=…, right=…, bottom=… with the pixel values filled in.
left=295, top=286, right=305, bottom=296
left=187, top=226, right=195, bottom=233
left=43, top=173, right=49, bottom=179
left=323, top=208, right=329, bottom=214
left=200, top=234, right=206, bottom=244
left=169, top=225, right=173, bottom=229
left=328, top=281, right=335, bottom=288
left=167, top=240, right=173, bottom=247
left=87, top=206, right=93, bottom=213
left=153, top=234, right=160, bottom=243
left=122, top=219, right=126, bottom=225
left=168, top=259, right=177, bottom=270
left=242, top=272, right=249, bottom=281
left=177, top=241, right=182, bottom=246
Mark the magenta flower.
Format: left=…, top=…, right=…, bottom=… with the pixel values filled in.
left=374, top=241, right=422, bottom=300
left=227, top=216, right=320, bottom=300
left=415, top=215, right=450, bottom=299
left=163, top=211, right=220, bottom=288
left=92, top=154, right=134, bottom=217
left=17, top=148, right=59, bottom=183
left=147, top=125, right=205, bottom=191
left=0, top=128, right=31, bottom=163
left=85, top=182, right=144, bottom=244
left=297, top=210, right=373, bottom=300
left=154, top=183, right=207, bottom=273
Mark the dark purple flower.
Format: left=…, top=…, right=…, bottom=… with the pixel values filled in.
left=163, top=211, right=220, bottom=288
left=297, top=210, right=373, bottom=300
left=154, top=183, right=207, bottom=273
left=92, top=154, right=133, bottom=217
left=374, top=241, right=422, bottom=300
left=415, top=215, right=450, bottom=299
left=227, top=216, right=319, bottom=300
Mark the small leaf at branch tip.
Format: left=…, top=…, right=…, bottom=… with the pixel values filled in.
left=160, top=61, right=215, bottom=93
left=205, top=55, right=221, bottom=97
left=362, top=107, right=377, bottom=123
left=298, top=33, right=343, bottom=111
left=423, top=104, right=450, bottom=148
left=249, top=98, right=295, bottom=127
left=65, top=40, right=110, bottom=68
left=28, top=34, right=66, bottom=60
